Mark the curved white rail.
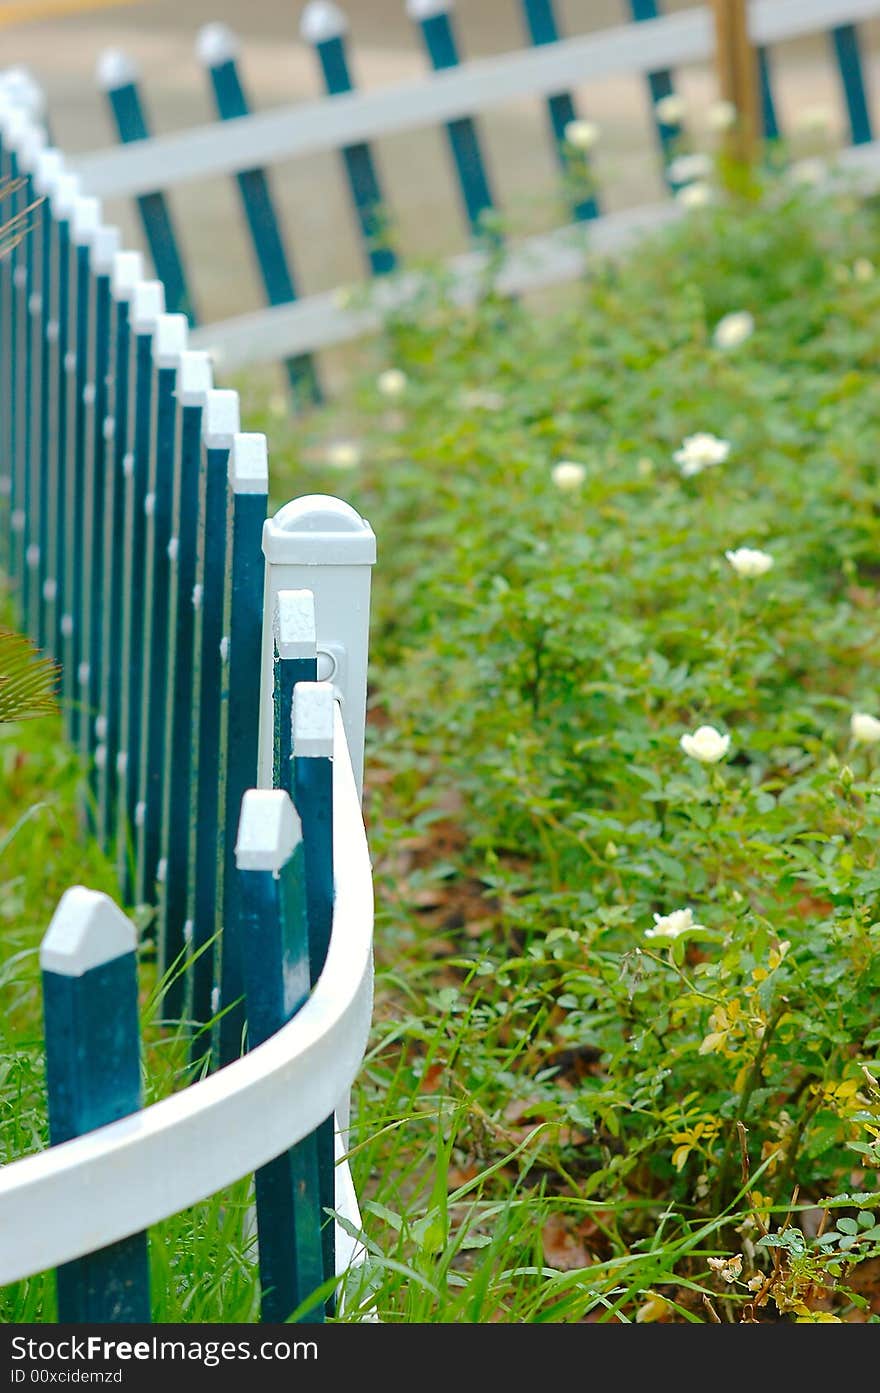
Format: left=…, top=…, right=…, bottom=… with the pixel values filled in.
left=0, top=706, right=373, bottom=1285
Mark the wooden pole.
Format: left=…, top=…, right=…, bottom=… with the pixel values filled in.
left=711, top=0, right=760, bottom=165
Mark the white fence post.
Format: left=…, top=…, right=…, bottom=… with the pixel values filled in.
left=258, top=495, right=376, bottom=801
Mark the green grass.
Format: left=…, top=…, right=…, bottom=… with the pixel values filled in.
left=4, top=170, right=880, bottom=1323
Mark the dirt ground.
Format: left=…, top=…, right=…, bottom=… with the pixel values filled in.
left=3, top=2, right=879, bottom=329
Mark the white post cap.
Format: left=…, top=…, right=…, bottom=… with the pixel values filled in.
left=176, top=350, right=213, bottom=406
left=196, top=22, right=240, bottom=67
left=273, top=589, right=316, bottom=660
left=229, top=432, right=268, bottom=494
left=111, top=249, right=144, bottom=303
left=130, top=279, right=165, bottom=333
left=1, top=105, right=30, bottom=147
left=406, top=0, right=453, bottom=18
left=292, top=681, right=335, bottom=759
left=202, top=389, right=240, bottom=449
left=96, top=48, right=140, bottom=91
left=262, top=494, right=376, bottom=566
left=152, top=312, right=189, bottom=367
left=16, top=125, right=46, bottom=171
left=70, top=195, right=102, bottom=246
left=90, top=225, right=121, bottom=275
left=41, top=887, right=136, bottom=977
left=32, top=148, right=64, bottom=196
left=49, top=172, right=81, bottom=219
left=300, top=2, right=348, bottom=43
left=235, top=788, right=301, bottom=873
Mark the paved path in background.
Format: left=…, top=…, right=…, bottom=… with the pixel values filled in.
left=3, top=2, right=877, bottom=329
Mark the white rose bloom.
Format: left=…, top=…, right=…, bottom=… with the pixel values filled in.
left=676, top=181, right=712, bottom=209
left=551, top=460, right=587, bottom=490
left=326, top=440, right=362, bottom=469
left=707, top=100, right=737, bottom=132
left=674, top=432, right=731, bottom=478
left=655, top=94, right=686, bottom=126
left=645, top=907, right=705, bottom=940
left=668, top=153, right=712, bottom=185
left=725, top=547, right=774, bottom=578
left=377, top=368, right=408, bottom=399
left=851, top=712, right=880, bottom=744
left=789, top=158, right=826, bottom=187
left=564, top=119, right=600, bottom=151
left=853, top=258, right=875, bottom=283
left=712, top=310, right=754, bottom=350
left=680, top=725, right=731, bottom=764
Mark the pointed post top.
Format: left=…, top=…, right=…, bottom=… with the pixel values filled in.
left=152, top=312, right=189, bottom=368
left=70, top=195, right=102, bottom=247
left=196, top=22, right=241, bottom=68
left=96, top=48, right=140, bottom=91
left=176, top=350, right=213, bottom=406
left=273, top=589, right=316, bottom=660
left=16, top=125, right=46, bottom=171
left=235, top=789, right=301, bottom=873
left=91, top=225, right=121, bottom=276
left=407, top=0, right=453, bottom=19
left=263, top=494, right=376, bottom=566
left=41, top=888, right=136, bottom=978
left=202, top=389, right=240, bottom=450
left=32, top=148, right=64, bottom=197
left=130, top=280, right=166, bottom=334
left=293, top=681, right=335, bottom=758
left=48, top=172, right=81, bottom=220
left=229, top=432, right=268, bottom=494
left=300, top=2, right=348, bottom=44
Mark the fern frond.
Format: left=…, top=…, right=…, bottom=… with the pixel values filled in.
left=0, top=629, right=59, bottom=723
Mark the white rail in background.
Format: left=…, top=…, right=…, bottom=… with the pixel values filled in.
left=0, top=705, right=373, bottom=1284
left=73, top=0, right=880, bottom=199
left=189, top=136, right=880, bottom=366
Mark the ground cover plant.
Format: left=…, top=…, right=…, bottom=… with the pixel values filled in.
left=2, top=167, right=880, bottom=1322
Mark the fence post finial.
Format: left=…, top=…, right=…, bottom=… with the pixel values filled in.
left=195, top=22, right=241, bottom=69
left=299, top=2, right=348, bottom=43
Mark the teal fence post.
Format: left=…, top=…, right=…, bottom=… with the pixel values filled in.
left=41, top=887, right=150, bottom=1323
left=407, top=0, right=497, bottom=240
left=292, top=680, right=336, bottom=1295
left=830, top=23, right=873, bottom=146
left=30, top=146, right=62, bottom=655
left=17, top=123, right=46, bottom=645
left=156, top=349, right=213, bottom=1021
left=196, top=24, right=321, bottom=409
left=625, top=0, right=682, bottom=184
left=188, top=388, right=240, bottom=1062
left=519, top=0, right=599, bottom=221
left=134, top=310, right=188, bottom=910
left=96, top=49, right=197, bottom=321
left=116, top=278, right=165, bottom=901
left=235, top=790, right=326, bottom=1323
left=97, top=249, right=143, bottom=851
left=216, top=433, right=269, bottom=1065
left=45, top=171, right=80, bottom=669
left=300, top=2, right=397, bottom=276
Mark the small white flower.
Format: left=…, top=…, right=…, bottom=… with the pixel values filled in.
left=680, top=725, right=731, bottom=764
left=851, top=712, right=880, bottom=744
left=707, top=99, right=737, bottom=132
left=564, top=118, right=599, bottom=151
left=551, top=460, right=587, bottom=490
left=789, top=157, right=826, bottom=187
left=712, top=310, right=754, bottom=351
left=377, top=368, right=408, bottom=399
left=655, top=94, right=686, bottom=126
left=668, top=152, right=712, bottom=185
left=725, top=547, right=773, bottom=578
left=326, top=440, right=362, bottom=470
left=853, top=257, right=875, bottom=283
left=645, top=907, right=705, bottom=941
left=793, top=105, right=833, bottom=135
left=676, top=181, right=712, bottom=209
left=674, top=432, right=730, bottom=478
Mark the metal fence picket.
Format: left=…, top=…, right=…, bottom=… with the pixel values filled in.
left=407, top=0, right=497, bottom=239
left=196, top=24, right=321, bottom=409
left=96, top=50, right=197, bottom=321
left=41, top=888, right=150, bottom=1323
left=300, top=2, right=397, bottom=276
left=235, top=790, right=326, bottom=1323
